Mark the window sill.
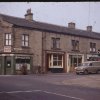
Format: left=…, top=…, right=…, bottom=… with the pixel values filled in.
left=51, top=48, right=61, bottom=50
left=21, top=46, right=30, bottom=49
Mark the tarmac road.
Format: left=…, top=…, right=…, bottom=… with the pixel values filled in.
left=0, top=73, right=100, bottom=100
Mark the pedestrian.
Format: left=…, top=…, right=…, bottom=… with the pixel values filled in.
left=21, top=64, right=27, bottom=75
left=38, top=66, right=41, bottom=74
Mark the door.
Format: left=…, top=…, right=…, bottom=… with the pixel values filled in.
left=69, top=55, right=82, bottom=72
left=0, top=57, right=2, bottom=74
left=4, top=56, right=12, bottom=75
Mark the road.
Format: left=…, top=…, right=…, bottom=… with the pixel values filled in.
left=0, top=73, right=100, bottom=100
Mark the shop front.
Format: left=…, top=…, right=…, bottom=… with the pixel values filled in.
left=46, top=52, right=65, bottom=73
left=15, top=55, right=32, bottom=74
left=0, top=56, right=2, bottom=74
left=87, top=54, right=100, bottom=61
left=0, top=54, right=33, bottom=75
left=67, top=54, right=84, bottom=72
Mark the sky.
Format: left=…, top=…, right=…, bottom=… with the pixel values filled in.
left=0, top=2, right=100, bottom=33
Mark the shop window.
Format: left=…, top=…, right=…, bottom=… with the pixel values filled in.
left=52, top=38, right=60, bottom=49
left=69, top=55, right=82, bottom=72
left=15, top=57, right=31, bottom=70
left=5, top=33, right=11, bottom=46
left=49, top=54, right=63, bottom=68
left=72, top=40, right=79, bottom=51
left=22, top=34, right=29, bottom=47
left=90, top=42, right=96, bottom=53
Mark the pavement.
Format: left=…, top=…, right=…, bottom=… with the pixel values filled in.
left=62, top=74, right=100, bottom=89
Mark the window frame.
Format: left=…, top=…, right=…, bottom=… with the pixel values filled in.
left=71, top=40, right=79, bottom=51
left=5, top=33, right=12, bottom=46
left=90, top=42, right=96, bottom=53
left=52, top=37, right=60, bottom=49
left=49, top=54, right=63, bottom=68
left=22, top=34, right=29, bottom=47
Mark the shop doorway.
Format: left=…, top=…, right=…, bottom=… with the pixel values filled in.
left=69, top=55, right=82, bottom=72
left=4, top=56, right=12, bottom=75
left=0, top=57, right=2, bottom=74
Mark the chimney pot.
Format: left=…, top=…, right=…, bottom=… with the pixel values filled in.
left=68, top=22, right=75, bottom=29
left=87, top=26, right=92, bottom=32
left=25, top=8, right=33, bottom=21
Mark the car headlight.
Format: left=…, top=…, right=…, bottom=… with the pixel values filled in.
left=75, top=67, right=78, bottom=70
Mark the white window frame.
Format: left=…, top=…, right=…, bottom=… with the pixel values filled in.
left=5, top=33, right=11, bottom=46
left=49, top=54, right=63, bottom=68
left=22, top=34, right=29, bottom=47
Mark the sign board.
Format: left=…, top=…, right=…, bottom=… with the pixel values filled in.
left=14, top=48, right=22, bottom=51
left=15, top=56, right=30, bottom=59
left=4, top=46, right=11, bottom=52
left=87, top=54, right=98, bottom=58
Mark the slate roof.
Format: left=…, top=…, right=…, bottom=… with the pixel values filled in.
left=0, top=13, right=100, bottom=40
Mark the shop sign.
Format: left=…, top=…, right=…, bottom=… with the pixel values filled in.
left=14, top=48, right=22, bottom=51
left=15, top=56, right=30, bottom=59
left=87, top=54, right=98, bottom=59
left=4, top=46, right=11, bottom=52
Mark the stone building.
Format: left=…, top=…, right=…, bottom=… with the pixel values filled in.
left=0, top=9, right=100, bottom=75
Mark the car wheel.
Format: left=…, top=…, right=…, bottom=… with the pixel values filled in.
left=84, top=70, right=88, bottom=75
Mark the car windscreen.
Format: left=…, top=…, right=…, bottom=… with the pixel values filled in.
left=81, top=63, right=91, bottom=66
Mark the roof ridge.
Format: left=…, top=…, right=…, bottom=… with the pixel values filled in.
left=0, top=13, right=99, bottom=34
left=0, top=13, right=69, bottom=29
left=35, top=20, right=67, bottom=28
left=0, top=13, right=25, bottom=20
left=0, top=13, right=100, bottom=40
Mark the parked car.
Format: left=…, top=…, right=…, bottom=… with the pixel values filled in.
left=75, top=61, right=100, bottom=75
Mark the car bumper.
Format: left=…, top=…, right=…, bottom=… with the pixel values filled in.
left=75, top=70, right=84, bottom=73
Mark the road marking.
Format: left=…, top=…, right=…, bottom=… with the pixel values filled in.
left=0, top=90, right=41, bottom=94
left=42, top=90, right=84, bottom=100
left=0, top=90, right=84, bottom=100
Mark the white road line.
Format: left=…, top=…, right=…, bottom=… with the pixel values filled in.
left=42, top=90, right=84, bottom=100
left=0, top=90, right=41, bottom=94
left=0, top=90, right=84, bottom=100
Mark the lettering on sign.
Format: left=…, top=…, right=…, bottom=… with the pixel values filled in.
left=4, top=46, right=11, bottom=52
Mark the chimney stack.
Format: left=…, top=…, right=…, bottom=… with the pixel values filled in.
left=87, top=26, right=92, bottom=32
left=68, top=22, right=75, bottom=29
left=25, top=9, right=33, bottom=21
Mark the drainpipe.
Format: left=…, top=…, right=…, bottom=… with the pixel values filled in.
left=42, top=31, right=46, bottom=73
left=42, top=32, right=44, bottom=73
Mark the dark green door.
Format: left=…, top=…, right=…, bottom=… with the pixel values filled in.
left=4, top=56, right=12, bottom=75
left=0, top=57, right=2, bottom=74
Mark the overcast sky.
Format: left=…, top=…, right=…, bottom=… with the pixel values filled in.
left=0, top=2, right=100, bottom=33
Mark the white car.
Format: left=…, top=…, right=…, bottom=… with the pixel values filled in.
left=75, top=61, right=100, bottom=75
